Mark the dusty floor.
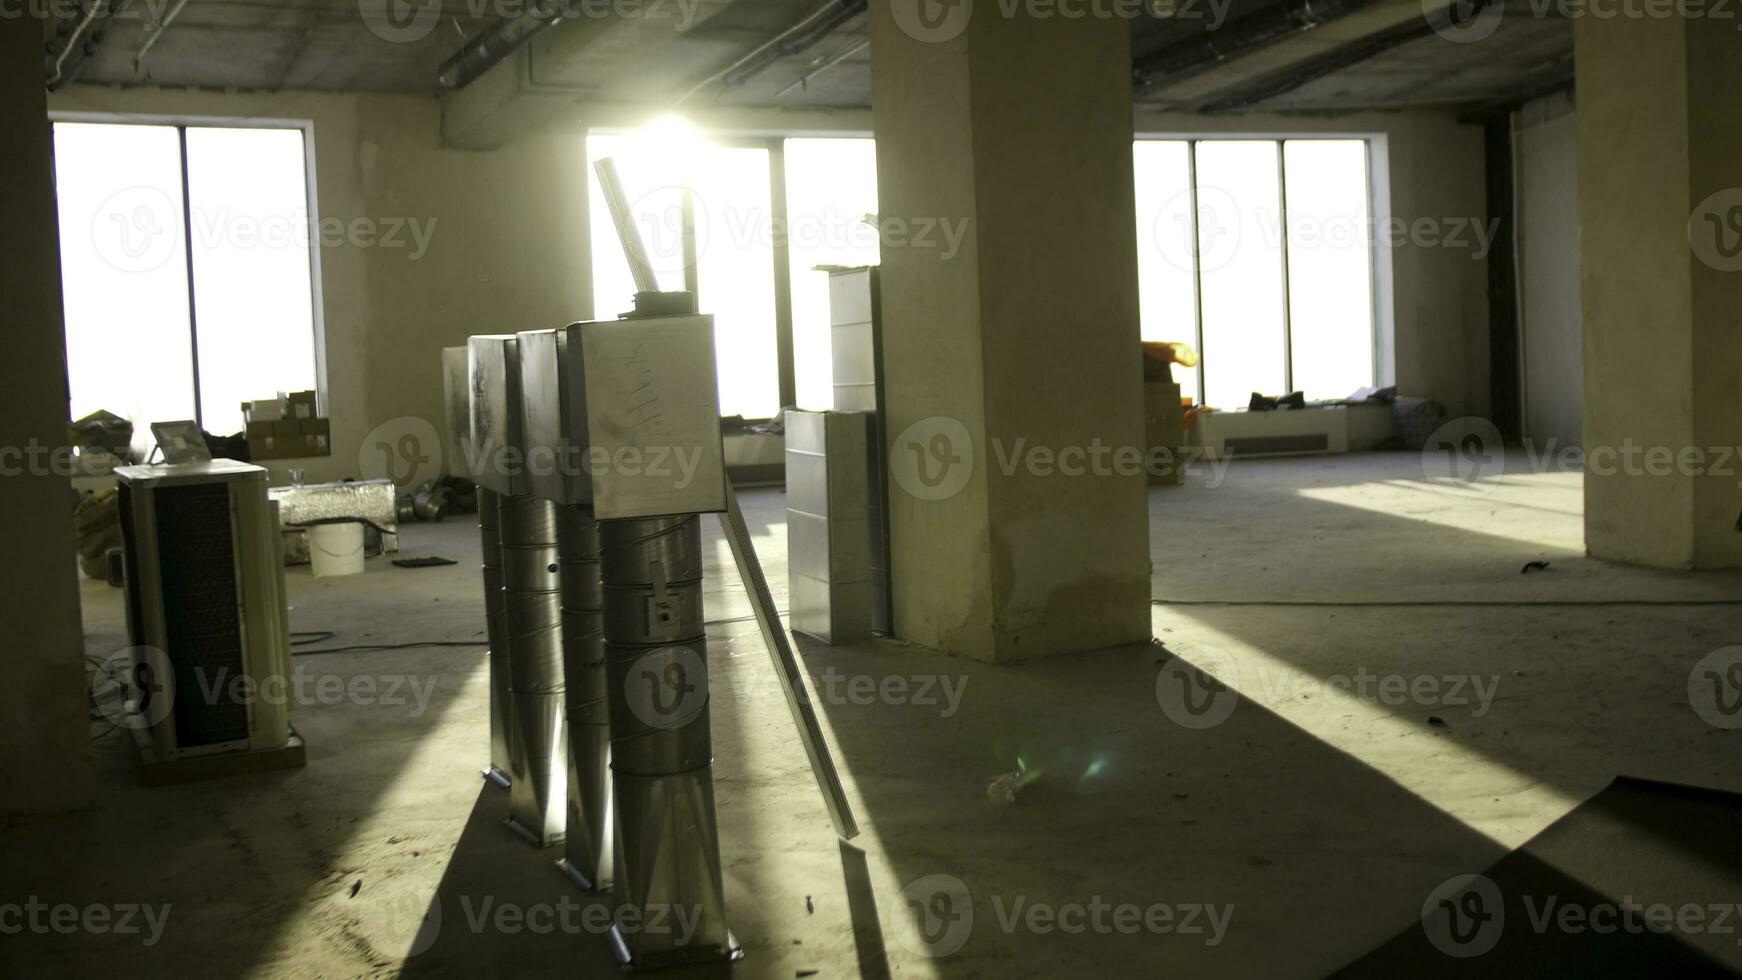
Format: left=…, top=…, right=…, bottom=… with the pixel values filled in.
left=6, top=451, right=1741, bottom=978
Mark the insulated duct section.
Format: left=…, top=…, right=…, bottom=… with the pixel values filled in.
left=438, top=0, right=568, bottom=90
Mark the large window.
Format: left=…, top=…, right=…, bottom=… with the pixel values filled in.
left=52, top=121, right=320, bottom=452
left=587, top=129, right=780, bottom=420
left=1134, top=137, right=1377, bottom=408
left=587, top=128, right=1378, bottom=422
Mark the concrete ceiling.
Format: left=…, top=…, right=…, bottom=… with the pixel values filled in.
left=51, top=0, right=1571, bottom=116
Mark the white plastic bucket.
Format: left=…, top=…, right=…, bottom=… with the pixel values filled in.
left=309, top=522, right=365, bottom=578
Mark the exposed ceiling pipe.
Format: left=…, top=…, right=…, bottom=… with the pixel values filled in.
left=46, top=0, right=114, bottom=91
left=676, top=0, right=868, bottom=106
left=1193, top=0, right=1510, bottom=113
left=438, top=0, right=568, bottom=90
left=774, top=36, right=868, bottom=99
left=1132, top=0, right=1383, bottom=88
left=134, top=0, right=193, bottom=73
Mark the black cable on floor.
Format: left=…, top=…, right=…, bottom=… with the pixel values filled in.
left=293, top=641, right=487, bottom=657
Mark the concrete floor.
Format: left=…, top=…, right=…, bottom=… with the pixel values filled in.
left=7, top=451, right=1742, bottom=978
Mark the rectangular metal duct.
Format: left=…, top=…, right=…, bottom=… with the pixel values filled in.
left=785, top=410, right=877, bottom=644
left=469, top=335, right=527, bottom=497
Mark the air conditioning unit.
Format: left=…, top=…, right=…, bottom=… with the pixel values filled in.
left=115, top=460, right=306, bottom=780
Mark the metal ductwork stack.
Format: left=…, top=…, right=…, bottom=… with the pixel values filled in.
left=500, top=492, right=569, bottom=844
left=478, top=486, right=512, bottom=787
left=470, top=335, right=567, bottom=845
left=602, top=514, right=733, bottom=966
left=557, top=504, right=611, bottom=889
left=519, top=324, right=615, bottom=890
left=450, top=344, right=513, bottom=788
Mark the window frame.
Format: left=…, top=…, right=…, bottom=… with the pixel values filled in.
left=49, top=111, right=330, bottom=427
left=1134, top=131, right=1395, bottom=403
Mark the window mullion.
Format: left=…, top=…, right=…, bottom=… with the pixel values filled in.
left=177, top=124, right=203, bottom=429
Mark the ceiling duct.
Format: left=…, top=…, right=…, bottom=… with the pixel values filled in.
left=439, top=0, right=569, bottom=90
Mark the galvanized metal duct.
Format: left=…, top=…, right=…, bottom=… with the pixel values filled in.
left=1132, top=0, right=1381, bottom=87
left=500, top=493, right=568, bottom=846
left=556, top=504, right=613, bottom=891
left=479, top=487, right=512, bottom=789
left=601, top=515, right=735, bottom=967
left=438, top=0, right=568, bottom=90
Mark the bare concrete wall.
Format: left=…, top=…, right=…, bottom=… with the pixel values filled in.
left=46, top=86, right=592, bottom=486
left=1, top=14, right=94, bottom=816
left=1516, top=93, right=1582, bottom=451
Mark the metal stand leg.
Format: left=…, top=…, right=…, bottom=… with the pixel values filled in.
left=500, top=493, right=567, bottom=846
left=479, top=487, right=512, bottom=789
left=601, top=516, right=738, bottom=969
left=556, top=503, right=612, bottom=890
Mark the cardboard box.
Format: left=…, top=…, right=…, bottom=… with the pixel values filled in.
left=247, top=415, right=331, bottom=460
left=241, top=398, right=284, bottom=424
left=278, top=390, right=318, bottom=421
left=1144, top=381, right=1185, bottom=485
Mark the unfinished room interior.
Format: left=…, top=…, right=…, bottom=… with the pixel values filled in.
left=5, top=0, right=1742, bottom=976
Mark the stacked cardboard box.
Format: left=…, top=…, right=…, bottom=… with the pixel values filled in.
left=244, top=391, right=330, bottom=460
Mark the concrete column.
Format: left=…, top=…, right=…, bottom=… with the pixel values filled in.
left=1575, top=17, right=1742, bottom=569
left=0, top=14, right=94, bottom=812
left=870, top=3, right=1151, bottom=661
